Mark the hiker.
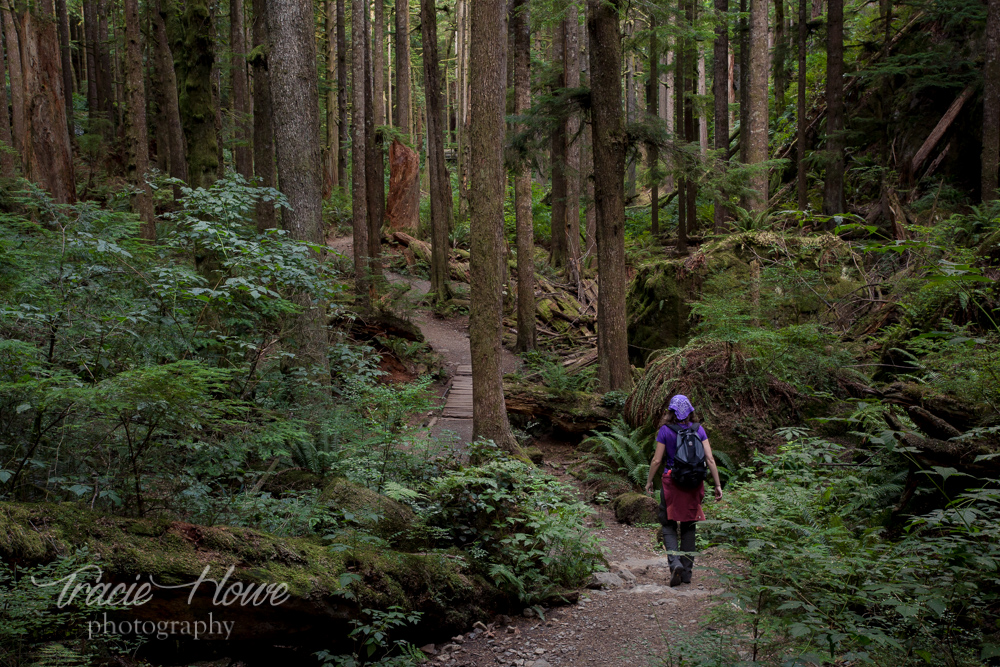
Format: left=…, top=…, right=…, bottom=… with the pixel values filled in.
left=644, top=394, right=723, bottom=587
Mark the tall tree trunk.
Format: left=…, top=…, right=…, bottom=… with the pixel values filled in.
left=647, top=14, right=659, bottom=237
left=365, top=0, right=384, bottom=282
left=684, top=0, right=698, bottom=230
left=337, top=0, right=348, bottom=189
left=588, top=0, right=629, bottom=392
left=675, top=7, right=688, bottom=253
left=231, top=0, right=252, bottom=180
left=176, top=0, right=218, bottom=188
left=564, top=4, right=581, bottom=290
left=250, top=0, right=276, bottom=230
left=2, top=0, right=24, bottom=157
left=698, top=46, right=708, bottom=156
left=351, top=0, right=369, bottom=300
left=96, top=0, right=113, bottom=128
left=123, top=0, right=154, bottom=236
left=582, top=7, right=596, bottom=262
left=469, top=0, right=517, bottom=452
left=394, top=0, right=411, bottom=140
left=21, top=3, right=76, bottom=203
left=713, top=0, right=730, bottom=231
left=746, top=0, right=769, bottom=211
left=738, top=0, right=748, bottom=165
left=55, top=0, right=72, bottom=134
left=152, top=0, right=187, bottom=189
left=512, top=0, right=535, bottom=352
left=984, top=0, right=1000, bottom=200
left=822, top=0, right=844, bottom=216
left=264, top=0, right=330, bottom=378
left=324, top=0, right=338, bottom=192
left=625, top=28, right=636, bottom=200
left=773, top=0, right=786, bottom=113
left=421, top=0, right=452, bottom=301
left=549, top=22, right=567, bottom=270
left=82, top=0, right=98, bottom=128
left=797, top=0, right=807, bottom=208
left=0, top=10, right=15, bottom=178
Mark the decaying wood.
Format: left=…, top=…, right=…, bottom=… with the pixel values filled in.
left=908, top=83, right=976, bottom=178
left=504, top=384, right=612, bottom=435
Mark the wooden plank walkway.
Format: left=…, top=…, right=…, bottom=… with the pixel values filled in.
left=441, top=364, right=473, bottom=419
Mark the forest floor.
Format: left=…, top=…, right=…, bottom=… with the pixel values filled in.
left=327, top=235, right=732, bottom=667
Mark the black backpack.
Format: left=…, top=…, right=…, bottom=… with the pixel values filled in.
left=669, top=423, right=707, bottom=489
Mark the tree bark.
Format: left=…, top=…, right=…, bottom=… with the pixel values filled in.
left=152, top=0, right=187, bottom=188
left=351, top=0, right=369, bottom=301
left=387, top=138, right=419, bottom=231
left=55, top=0, right=72, bottom=135
left=549, top=22, right=567, bottom=270
left=684, top=0, right=698, bottom=230
left=176, top=0, right=218, bottom=188
left=797, top=0, right=807, bottom=208
left=394, top=0, right=411, bottom=140
left=675, top=7, right=687, bottom=254
left=512, top=0, right=535, bottom=353
left=2, top=0, right=24, bottom=158
left=324, top=0, right=338, bottom=192
left=469, top=0, right=517, bottom=452
left=421, top=0, right=452, bottom=302
left=773, top=0, right=786, bottom=113
left=365, top=0, right=384, bottom=283
left=982, top=0, right=1000, bottom=200
left=231, top=0, right=252, bottom=180
left=250, top=0, right=276, bottom=230
left=337, top=0, right=348, bottom=188
left=822, top=0, right=844, bottom=216
left=738, top=0, right=748, bottom=165
left=82, top=0, right=99, bottom=123
left=123, top=0, right=154, bottom=236
left=564, top=4, right=582, bottom=291
left=0, top=9, right=16, bottom=178
left=96, top=0, right=113, bottom=129
left=713, top=0, right=730, bottom=231
left=746, top=0, right=769, bottom=211
left=21, top=6, right=76, bottom=204
left=588, top=0, right=630, bottom=392
left=647, top=14, right=659, bottom=236
left=263, top=0, right=330, bottom=377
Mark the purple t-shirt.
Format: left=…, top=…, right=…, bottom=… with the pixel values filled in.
left=656, top=423, right=708, bottom=471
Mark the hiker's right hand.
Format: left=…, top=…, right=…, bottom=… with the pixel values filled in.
left=714, top=485, right=723, bottom=502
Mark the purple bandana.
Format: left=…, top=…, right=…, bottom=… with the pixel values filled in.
left=668, top=394, right=695, bottom=421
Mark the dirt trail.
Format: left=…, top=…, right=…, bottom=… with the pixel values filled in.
left=327, top=235, right=728, bottom=667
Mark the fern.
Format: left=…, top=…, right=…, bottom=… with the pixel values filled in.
left=581, top=417, right=657, bottom=488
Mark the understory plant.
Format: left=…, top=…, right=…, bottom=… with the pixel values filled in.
left=702, top=432, right=1000, bottom=666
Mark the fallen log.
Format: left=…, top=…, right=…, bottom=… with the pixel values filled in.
left=908, top=83, right=976, bottom=179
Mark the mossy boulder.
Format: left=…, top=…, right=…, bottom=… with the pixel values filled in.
left=523, top=447, right=544, bottom=464
left=0, top=502, right=498, bottom=645
left=611, top=492, right=659, bottom=525
left=321, top=478, right=416, bottom=541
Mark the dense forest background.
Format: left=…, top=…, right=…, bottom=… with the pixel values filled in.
left=0, top=0, right=999, bottom=664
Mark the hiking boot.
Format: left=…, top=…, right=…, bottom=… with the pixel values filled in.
left=681, top=572, right=692, bottom=584
left=669, top=567, right=683, bottom=587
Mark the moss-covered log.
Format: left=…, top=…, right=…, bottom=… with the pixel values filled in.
left=0, top=499, right=499, bottom=645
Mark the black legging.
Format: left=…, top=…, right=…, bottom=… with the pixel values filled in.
left=659, top=487, right=697, bottom=581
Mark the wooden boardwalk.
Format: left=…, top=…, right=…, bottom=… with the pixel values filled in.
left=441, top=364, right=473, bottom=419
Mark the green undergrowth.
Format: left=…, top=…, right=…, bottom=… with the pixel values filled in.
left=700, top=431, right=1000, bottom=666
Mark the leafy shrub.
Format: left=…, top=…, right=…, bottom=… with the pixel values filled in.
left=421, top=442, right=602, bottom=603
left=704, top=433, right=1000, bottom=665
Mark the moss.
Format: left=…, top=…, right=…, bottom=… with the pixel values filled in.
left=0, top=501, right=500, bottom=634
left=522, top=447, right=544, bottom=464
left=611, top=492, right=659, bottom=525
left=321, top=478, right=416, bottom=540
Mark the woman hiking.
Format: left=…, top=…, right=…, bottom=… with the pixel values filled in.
left=644, top=394, right=723, bottom=586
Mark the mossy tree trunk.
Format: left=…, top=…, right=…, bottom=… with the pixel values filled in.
left=2, top=0, right=25, bottom=159
left=249, top=0, right=276, bottom=231
left=549, top=22, right=567, bottom=270
left=230, top=0, right=252, bottom=180
left=746, top=0, right=769, bottom=211
left=394, top=0, right=411, bottom=141
left=713, top=0, right=730, bottom=230
left=469, top=0, right=517, bottom=452
left=564, top=6, right=582, bottom=292
left=175, top=0, right=218, bottom=189
left=822, top=0, right=845, bottom=217
left=351, top=0, right=369, bottom=303
left=365, top=2, right=385, bottom=284
left=152, top=0, right=188, bottom=189
left=0, top=9, right=16, bottom=178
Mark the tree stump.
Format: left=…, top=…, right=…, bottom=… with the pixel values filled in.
left=387, top=138, right=420, bottom=232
